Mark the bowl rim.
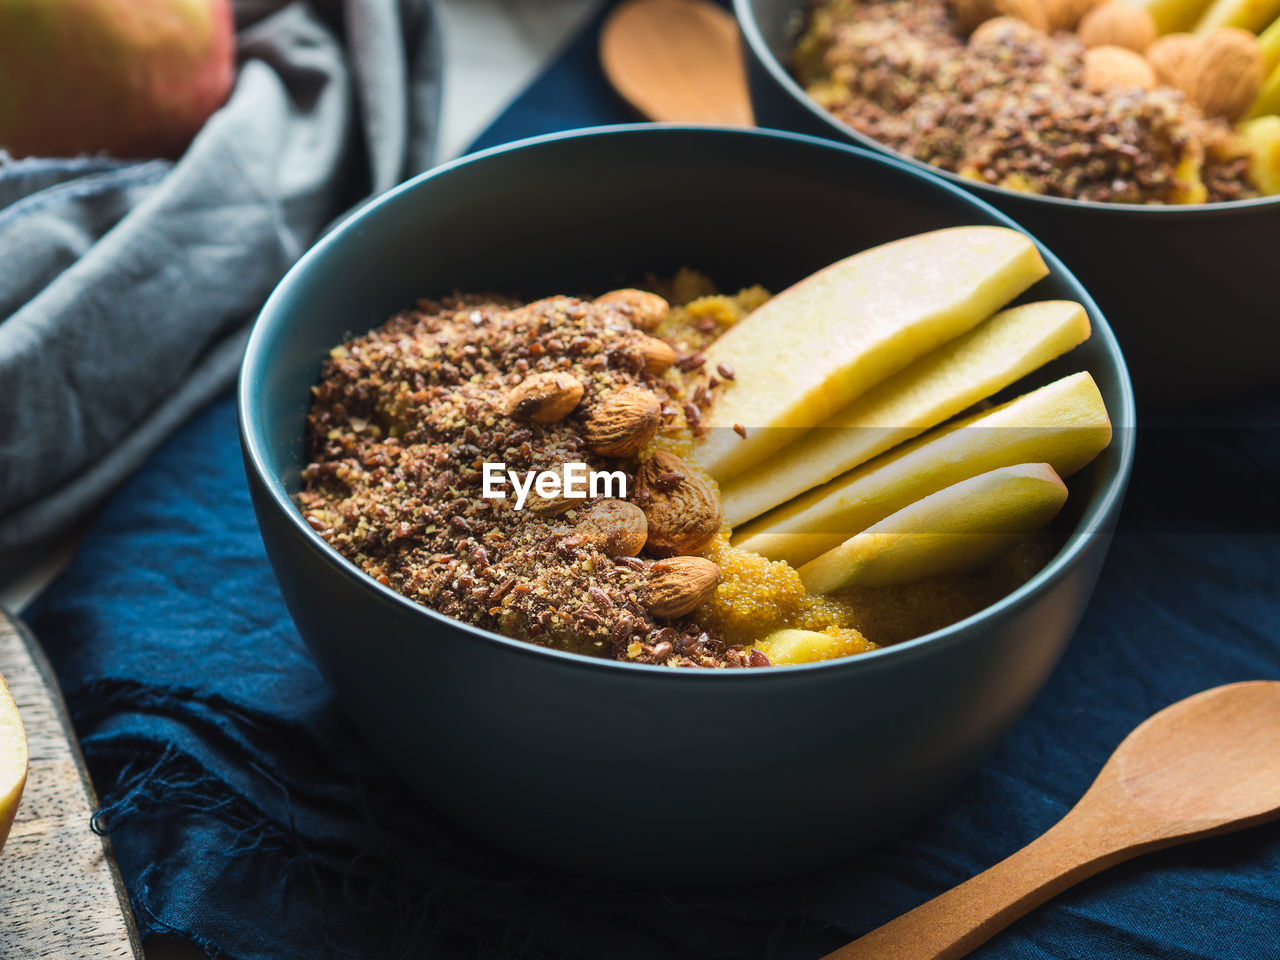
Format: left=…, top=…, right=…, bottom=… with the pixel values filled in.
left=733, top=0, right=1280, bottom=217
left=238, top=122, right=1137, bottom=682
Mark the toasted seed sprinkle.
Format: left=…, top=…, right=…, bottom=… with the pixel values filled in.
left=298, top=291, right=761, bottom=669
left=733, top=423, right=748, bottom=438
left=794, top=0, right=1255, bottom=204
left=675, top=352, right=707, bottom=372
left=716, top=362, right=735, bottom=380
left=652, top=471, right=684, bottom=492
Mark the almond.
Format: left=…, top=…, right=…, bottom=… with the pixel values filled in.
left=1083, top=44, right=1157, bottom=91
left=636, top=334, right=677, bottom=375
left=527, top=492, right=577, bottom=517
left=1077, top=2, right=1156, bottom=52
left=1047, top=0, right=1101, bottom=32
left=576, top=499, right=648, bottom=558
left=593, top=289, right=670, bottom=332
left=581, top=386, right=662, bottom=457
left=991, top=0, right=1049, bottom=32
left=949, top=0, right=996, bottom=34
left=1181, top=27, right=1264, bottom=120
left=1145, top=33, right=1201, bottom=87
left=970, top=16, right=1045, bottom=47
left=505, top=371, right=584, bottom=424
left=643, top=556, right=721, bottom=619
left=636, top=451, right=723, bottom=557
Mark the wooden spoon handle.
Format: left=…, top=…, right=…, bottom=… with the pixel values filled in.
left=821, top=806, right=1141, bottom=960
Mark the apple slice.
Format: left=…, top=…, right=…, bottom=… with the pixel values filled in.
left=1259, top=14, right=1280, bottom=70
left=1244, top=59, right=1280, bottom=119
left=753, top=628, right=875, bottom=666
left=0, top=675, right=27, bottom=855
left=719, top=300, right=1090, bottom=528
left=1145, top=0, right=1216, bottom=33
left=694, top=227, right=1048, bottom=482
left=1194, top=0, right=1280, bottom=33
left=1242, top=116, right=1280, bottom=192
left=732, top=371, right=1111, bottom=567
left=798, top=463, right=1068, bottom=593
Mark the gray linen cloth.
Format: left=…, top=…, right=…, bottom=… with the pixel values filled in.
left=0, top=0, right=440, bottom=574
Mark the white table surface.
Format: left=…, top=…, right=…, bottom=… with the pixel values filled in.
left=0, top=2, right=602, bottom=953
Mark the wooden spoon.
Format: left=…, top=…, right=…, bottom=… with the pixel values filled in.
left=824, top=681, right=1280, bottom=960
left=599, top=0, right=755, bottom=126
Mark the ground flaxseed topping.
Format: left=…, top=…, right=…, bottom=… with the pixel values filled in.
left=796, top=0, right=1255, bottom=203
left=298, top=288, right=807, bottom=668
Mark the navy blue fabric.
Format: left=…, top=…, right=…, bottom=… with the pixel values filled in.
left=27, top=4, right=1280, bottom=958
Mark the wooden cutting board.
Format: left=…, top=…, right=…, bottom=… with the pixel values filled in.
left=0, top=608, right=142, bottom=958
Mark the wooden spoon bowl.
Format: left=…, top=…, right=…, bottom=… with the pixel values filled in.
left=600, top=0, right=755, bottom=125
left=827, top=681, right=1280, bottom=960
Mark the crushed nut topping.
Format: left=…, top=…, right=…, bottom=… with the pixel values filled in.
left=298, top=291, right=771, bottom=668
left=796, top=0, right=1255, bottom=204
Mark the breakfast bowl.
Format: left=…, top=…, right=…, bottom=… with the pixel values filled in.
left=239, top=125, right=1135, bottom=885
left=735, top=0, right=1280, bottom=409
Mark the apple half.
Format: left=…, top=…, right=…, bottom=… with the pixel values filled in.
left=0, top=674, right=27, bottom=855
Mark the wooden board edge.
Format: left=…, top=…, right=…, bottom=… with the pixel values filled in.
left=2, top=606, right=147, bottom=960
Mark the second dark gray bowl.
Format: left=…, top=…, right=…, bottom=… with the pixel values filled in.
left=240, top=126, right=1134, bottom=885
left=737, top=0, right=1280, bottom=410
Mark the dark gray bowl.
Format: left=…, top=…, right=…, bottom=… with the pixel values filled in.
left=239, top=125, right=1134, bottom=885
left=736, top=0, right=1280, bottom=410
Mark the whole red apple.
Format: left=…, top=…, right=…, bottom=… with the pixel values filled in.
left=0, top=0, right=235, bottom=159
